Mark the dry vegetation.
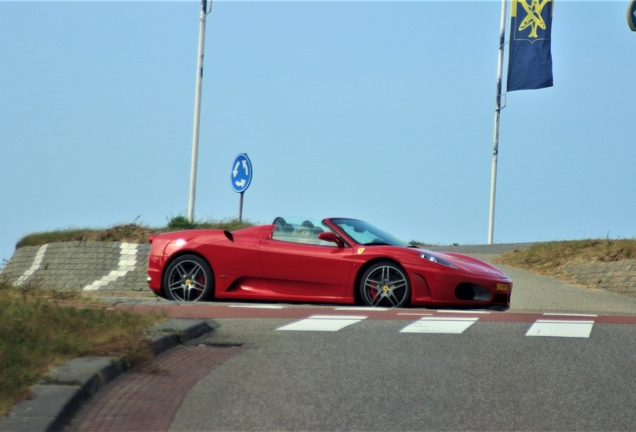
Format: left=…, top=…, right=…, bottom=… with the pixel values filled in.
left=15, top=224, right=162, bottom=248
left=0, top=281, right=167, bottom=416
left=0, top=216, right=257, bottom=416
left=15, top=217, right=255, bottom=249
left=493, top=239, right=636, bottom=278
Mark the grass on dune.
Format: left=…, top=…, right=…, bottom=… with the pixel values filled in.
left=15, top=216, right=255, bottom=249
left=0, top=281, right=167, bottom=416
left=493, top=238, right=636, bottom=277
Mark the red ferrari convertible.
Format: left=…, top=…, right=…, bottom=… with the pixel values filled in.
left=147, top=217, right=512, bottom=308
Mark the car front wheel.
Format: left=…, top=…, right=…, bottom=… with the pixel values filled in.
left=359, top=261, right=410, bottom=308
left=163, top=254, right=213, bottom=302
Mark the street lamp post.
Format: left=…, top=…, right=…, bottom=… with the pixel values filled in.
left=188, top=0, right=210, bottom=222
left=488, top=0, right=508, bottom=245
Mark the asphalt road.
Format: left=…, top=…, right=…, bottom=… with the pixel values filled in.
left=163, top=254, right=636, bottom=432
left=73, top=248, right=636, bottom=431
left=169, top=317, right=636, bottom=431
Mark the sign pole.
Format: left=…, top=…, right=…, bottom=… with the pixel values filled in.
left=488, top=0, right=507, bottom=245
left=231, top=153, right=253, bottom=222
left=187, top=0, right=209, bottom=223
left=238, top=192, right=244, bottom=222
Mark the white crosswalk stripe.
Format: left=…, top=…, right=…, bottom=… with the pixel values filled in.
left=525, top=320, right=595, bottom=338
left=276, top=315, right=367, bottom=332
left=274, top=313, right=600, bottom=338
left=400, top=317, right=479, bottom=334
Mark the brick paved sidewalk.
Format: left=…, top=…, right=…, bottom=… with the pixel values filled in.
left=66, top=345, right=243, bottom=432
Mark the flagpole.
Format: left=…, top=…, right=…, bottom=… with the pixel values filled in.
left=188, top=0, right=209, bottom=223
left=488, top=0, right=507, bottom=245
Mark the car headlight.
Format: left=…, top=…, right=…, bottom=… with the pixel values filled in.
left=419, top=253, right=457, bottom=268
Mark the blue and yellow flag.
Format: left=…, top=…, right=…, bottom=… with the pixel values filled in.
left=507, top=0, right=554, bottom=91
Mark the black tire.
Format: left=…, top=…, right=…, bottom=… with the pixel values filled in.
left=163, top=254, right=214, bottom=302
left=359, top=261, right=410, bottom=308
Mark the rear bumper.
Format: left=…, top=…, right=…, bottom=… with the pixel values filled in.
left=147, top=255, right=165, bottom=293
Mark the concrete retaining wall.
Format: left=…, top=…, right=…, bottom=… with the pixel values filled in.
left=562, top=260, right=636, bottom=295
left=0, top=242, right=150, bottom=292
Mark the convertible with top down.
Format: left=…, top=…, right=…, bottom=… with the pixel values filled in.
left=146, top=217, right=512, bottom=308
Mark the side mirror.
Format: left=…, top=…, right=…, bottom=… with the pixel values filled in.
left=318, top=231, right=344, bottom=247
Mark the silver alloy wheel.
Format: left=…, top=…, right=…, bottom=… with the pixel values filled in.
left=360, top=263, right=410, bottom=307
left=166, top=259, right=209, bottom=301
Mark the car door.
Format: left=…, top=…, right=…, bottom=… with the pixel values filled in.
left=259, top=237, right=354, bottom=298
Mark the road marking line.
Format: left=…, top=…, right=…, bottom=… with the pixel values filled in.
left=229, top=305, right=285, bottom=309
left=543, top=313, right=598, bottom=317
left=436, top=310, right=491, bottom=314
left=276, top=315, right=367, bottom=332
left=400, top=317, right=479, bottom=334
left=335, top=307, right=388, bottom=311
left=526, top=320, right=594, bottom=338
left=535, top=319, right=595, bottom=324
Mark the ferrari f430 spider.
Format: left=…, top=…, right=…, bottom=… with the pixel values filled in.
left=147, top=217, right=512, bottom=308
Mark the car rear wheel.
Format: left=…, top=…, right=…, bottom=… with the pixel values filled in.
left=163, top=254, right=213, bottom=302
left=359, top=262, right=410, bottom=308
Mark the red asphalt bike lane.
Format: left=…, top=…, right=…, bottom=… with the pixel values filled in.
left=68, top=346, right=244, bottom=432
left=113, top=303, right=636, bottom=325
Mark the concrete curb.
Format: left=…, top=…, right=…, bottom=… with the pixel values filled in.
left=0, top=319, right=213, bottom=432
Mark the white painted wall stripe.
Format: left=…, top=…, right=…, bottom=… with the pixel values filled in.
left=15, top=244, right=48, bottom=286
left=83, top=243, right=139, bottom=291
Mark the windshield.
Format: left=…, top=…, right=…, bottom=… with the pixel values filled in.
left=329, top=218, right=409, bottom=247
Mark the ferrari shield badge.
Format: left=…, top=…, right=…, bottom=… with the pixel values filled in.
left=357, top=248, right=365, bottom=254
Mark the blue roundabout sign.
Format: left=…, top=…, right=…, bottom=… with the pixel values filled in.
left=231, top=153, right=252, bottom=193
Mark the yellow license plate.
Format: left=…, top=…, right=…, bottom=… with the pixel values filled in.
left=496, top=283, right=509, bottom=291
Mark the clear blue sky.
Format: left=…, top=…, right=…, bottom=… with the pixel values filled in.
left=1, top=1, right=634, bottom=266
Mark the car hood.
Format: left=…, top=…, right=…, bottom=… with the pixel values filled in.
left=418, top=249, right=510, bottom=280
